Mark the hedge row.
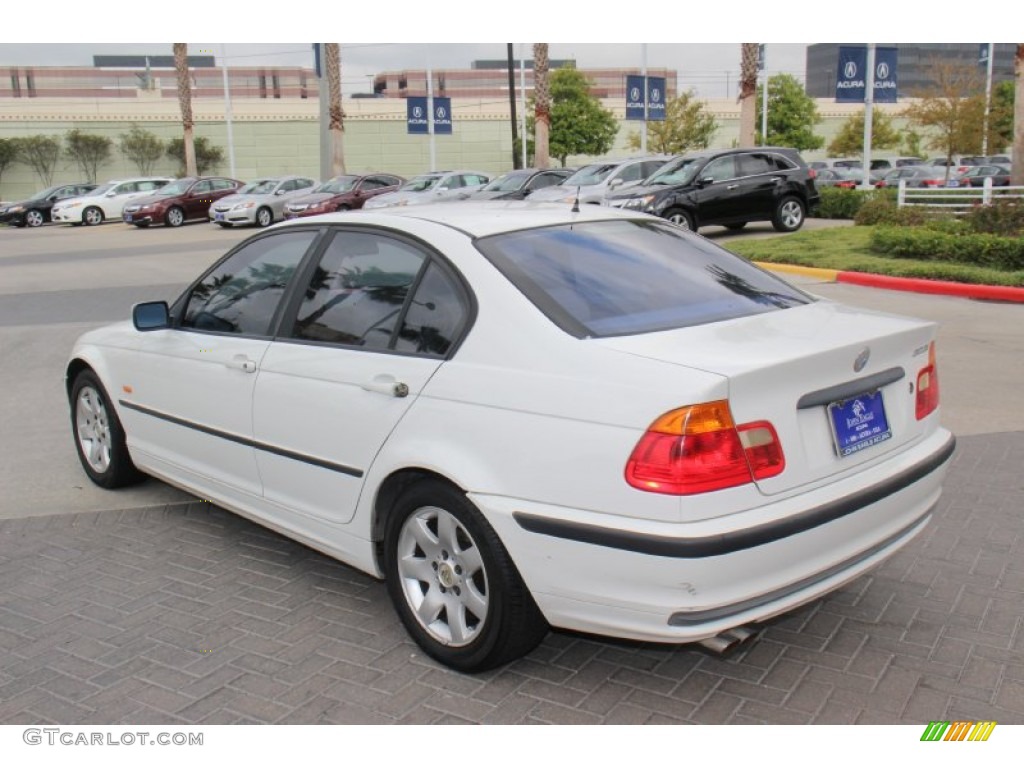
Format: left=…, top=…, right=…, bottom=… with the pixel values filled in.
left=870, top=226, right=1024, bottom=271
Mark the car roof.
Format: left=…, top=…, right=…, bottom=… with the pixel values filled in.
left=274, top=200, right=644, bottom=239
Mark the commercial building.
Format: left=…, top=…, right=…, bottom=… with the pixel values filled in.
left=805, top=43, right=1016, bottom=98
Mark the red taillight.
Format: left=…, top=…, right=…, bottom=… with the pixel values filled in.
left=808, top=168, right=817, bottom=180
left=625, top=401, right=785, bottom=495
left=915, top=342, right=940, bottom=420
left=922, top=179, right=942, bottom=187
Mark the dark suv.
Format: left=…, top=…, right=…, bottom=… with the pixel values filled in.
left=605, top=147, right=819, bottom=233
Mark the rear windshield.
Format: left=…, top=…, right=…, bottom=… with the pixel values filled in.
left=476, top=220, right=812, bottom=338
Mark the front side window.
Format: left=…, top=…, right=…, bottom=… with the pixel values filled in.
left=289, top=232, right=425, bottom=349
left=476, top=220, right=811, bottom=338
left=702, top=156, right=738, bottom=182
left=182, top=231, right=317, bottom=336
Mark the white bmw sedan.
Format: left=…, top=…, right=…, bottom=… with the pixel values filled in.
left=67, top=203, right=954, bottom=672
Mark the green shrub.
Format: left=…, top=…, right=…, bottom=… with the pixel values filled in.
left=871, top=226, right=1024, bottom=271
left=964, top=201, right=1024, bottom=237
left=815, top=188, right=867, bottom=219
left=855, top=195, right=934, bottom=227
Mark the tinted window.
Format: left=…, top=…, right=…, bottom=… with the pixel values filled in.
left=530, top=172, right=565, bottom=190
left=212, top=179, right=238, bottom=191
left=289, top=231, right=424, bottom=349
left=182, top=231, right=316, bottom=336
left=192, top=180, right=214, bottom=194
left=770, top=155, right=796, bottom=171
left=739, top=153, right=774, bottom=176
left=703, top=156, right=737, bottom=181
left=393, top=263, right=469, bottom=357
left=476, top=220, right=811, bottom=338
left=361, top=178, right=389, bottom=191
left=616, top=163, right=646, bottom=183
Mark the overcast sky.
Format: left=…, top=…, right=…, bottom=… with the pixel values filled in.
left=0, top=2, right=952, bottom=98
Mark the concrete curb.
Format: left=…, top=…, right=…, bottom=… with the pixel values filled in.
left=755, top=261, right=1024, bottom=304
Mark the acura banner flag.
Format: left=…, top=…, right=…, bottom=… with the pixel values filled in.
left=835, top=46, right=898, bottom=103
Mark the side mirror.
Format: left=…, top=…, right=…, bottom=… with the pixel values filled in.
left=698, top=176, right=715, bottom=187
left=275, top=189, right=286, bottom=196
left=133, top=301, right=170, bottom=331
left=608, top=178, right=623, bottom=189
left=105, top=191, right=118, bottom=197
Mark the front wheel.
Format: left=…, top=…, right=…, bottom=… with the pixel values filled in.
left=83, top=206, right=104, bottom=226
left=255, top=207, right=273, bottom=227
left=70, top=370, right=143, bottom=489
left=25, top=209, right=45, bottom=228
left=165, top=206, right=185, bottom=227
left=384, top=479, right=547, bottom=673
left=664, top=208, right=694, bottom=231
left=771, top=196, right=806, bottom=232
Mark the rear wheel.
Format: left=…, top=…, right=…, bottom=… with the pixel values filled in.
left=664, top=208, right=694, bottom=231
left=70, top=370, right=143, bottom=489
left=165, top=206, right=185, bottom=227
left=384, top=479, right=547, bottom=672
left=83, top=206, right=104, bottom=226
left=771, top=196, right=805, bottom=232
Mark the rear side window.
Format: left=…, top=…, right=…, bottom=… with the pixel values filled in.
left=476, top=220, right=812, bottom=338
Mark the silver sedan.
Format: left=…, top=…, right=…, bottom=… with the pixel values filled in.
left=210, top=175, right=318, bottom=228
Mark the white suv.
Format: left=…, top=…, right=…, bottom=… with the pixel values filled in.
left=529, top=157, right=670, bottom=205
left=52, top=177, right=174, bottom=226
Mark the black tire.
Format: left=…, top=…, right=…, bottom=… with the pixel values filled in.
left=383, top=479, right=548, bottom=672
left=216, top=222, right=232, bottom=228
left=664, top=207, right=695, bottom=231
left=771, top=196, right=806, bottom=232
left=165, top=206, right=185, bottom=228
left=256, top=207, right=273, bottom=228
left=724, top=222, right=747, bottom=231
left=70, top=369, right=144, bottom=489
left=25, top=209, right=45, bottom=228
left=133, top=222, right=150, bottom=228
left=83, top=206, right=104, bottom=226
left=337, top=204, right=351, bottom=212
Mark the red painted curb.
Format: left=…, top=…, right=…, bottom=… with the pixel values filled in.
left=836, top=271, right=1024, bottom=303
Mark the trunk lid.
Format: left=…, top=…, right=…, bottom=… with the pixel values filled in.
left=595, top=301, right=937, bottom=495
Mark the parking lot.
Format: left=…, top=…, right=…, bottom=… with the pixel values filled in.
left=1, top=218, right=1023, bottom=725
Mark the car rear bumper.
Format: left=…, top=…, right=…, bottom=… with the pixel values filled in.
left=476, top=429, right=955, bottom=644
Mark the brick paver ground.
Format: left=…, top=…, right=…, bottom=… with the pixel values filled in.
left=2, top=432, right=1021, bottom=725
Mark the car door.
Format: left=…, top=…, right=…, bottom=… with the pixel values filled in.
left=732, top=152, right=781, bottom=220
left=184, top=179, right=214, bottom=219
left=690, top=155, right=739, bottom=225
left=436, top=174, right=466, bottom=201
left=119, top=229, right=320, bottom=498
left=252, top=227, right=472, bottom=525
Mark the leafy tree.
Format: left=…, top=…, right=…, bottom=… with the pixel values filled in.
left=119, top=124, right=165, bottom=175
left=0, top=138, right=20, bottom=197
left=900, top=129, right=926, bottom=159
left=755, top=74, right=824, bottom=151
left=627, top=90, right=717, bottom=154
left=64, top=129, right=112, bottom=183
left=166, top=136, right=224, bottom=175
left=827, top=110, right=901, bottom=156
left=902, top=58, right=986, bottom=176
left=989, top=79, right=1014, bottom=154
left=528, top=66, right=618, bottom=167
left=16, top=135, right=62, bottom=186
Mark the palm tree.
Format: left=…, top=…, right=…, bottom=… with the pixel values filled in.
left=738, top=43, right=759, bottom=147
left=1013, top=44, right=1024, bottom=186
left=173, top=43, right=197, bottom=177
left=533, top=44, right=550, bottom=169
left=325, top=43, right=346, bottom=175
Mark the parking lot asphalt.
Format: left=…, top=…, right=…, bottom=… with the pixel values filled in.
left=1, top=219, right=1022, bottom=724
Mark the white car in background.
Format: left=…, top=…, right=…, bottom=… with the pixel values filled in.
left=51, top=178, right=174, bottom=226
left=209, top=175, right=318, bottom=228
left=362, top=170, right=490, bottom=209
left=528, top=157, right=669, bottom=205
left=66, top=203, right=954, bottom=672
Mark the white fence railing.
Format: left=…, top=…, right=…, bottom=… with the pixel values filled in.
left=897, top=178, right=1024, bottom=213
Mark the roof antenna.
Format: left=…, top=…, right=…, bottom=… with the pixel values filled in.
left=571, top=186, right=581, bottom=213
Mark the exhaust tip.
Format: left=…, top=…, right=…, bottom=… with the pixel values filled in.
left=695, top=625, right=761, bottom=655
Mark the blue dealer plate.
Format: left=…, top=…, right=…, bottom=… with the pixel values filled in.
left=827, top=390, right=892, bottom=457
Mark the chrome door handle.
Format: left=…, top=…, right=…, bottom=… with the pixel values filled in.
left=726, top=184, right=740, bottom=190
left=362, top=375, right=409, bottom=398
left=228, top=354, right=257, bottom=373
